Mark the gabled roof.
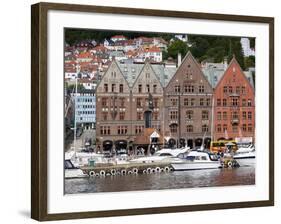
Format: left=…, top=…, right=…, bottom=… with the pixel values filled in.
left=131, top=60, right=164, bottom=89
left=165, top=51, right=213, bottom=91
left=134, top=128, right=164, bottom=145
left=95, top=59, right=130, bottom=90
left=214, top=57, right=255, bottom=93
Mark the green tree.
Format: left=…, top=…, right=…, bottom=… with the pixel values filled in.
left=167, top=40, right=188, bottom=60
left=244, top=56, right=255, bottom=69
left=189, top=37, right=210, bottom=60
left=67, top=83, right=85, bottom=92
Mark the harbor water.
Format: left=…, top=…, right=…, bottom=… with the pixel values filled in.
left=65, top=166, right=255, bottom=194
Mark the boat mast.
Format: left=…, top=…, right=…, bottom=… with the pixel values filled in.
left=162, top=104, right=165, bottom=148
left=211, top=95, right=215, bottom=142
left=74, top=74, right=78, bottom=152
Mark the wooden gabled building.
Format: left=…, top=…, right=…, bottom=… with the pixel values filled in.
left=213, top=57, right=255, bottom=142
left=164, top=52, right=214, bottom=149
left=95, top=59, right=132, bottom=152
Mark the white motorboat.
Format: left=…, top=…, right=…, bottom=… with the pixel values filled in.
left=233, top=144, right=255, bottom=167
left=171, top=150, right=222, bottom=171
left=129, top=146, right=190, bottom=164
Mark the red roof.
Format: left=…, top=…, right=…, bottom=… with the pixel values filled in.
left=145, top=46, right=161, bottom=53
left=77, top=52, right=92, bottom=58
left=92, top=45, right=108, bottom=52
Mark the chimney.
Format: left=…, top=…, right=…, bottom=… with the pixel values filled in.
left=177, top=52, right=182, bottom=67
left=223, top=57, right=228, bottom=70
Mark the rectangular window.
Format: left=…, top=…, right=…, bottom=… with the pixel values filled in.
left=101, top=98, right=107, bottom=107
left=135, top=125, right=144, bottom=134
left=111, top=84, right=116, bottom=92
left=223, top=124, right=227, bottom=131
left=206, top=98, right=211, bottom=106
left=217, top=99, right=221, bottom=106
left=119, top=84, right=124, bottom=93
left=199, top=85, right=205, bottom=93
left=242, top=86, right=246, bottom=94
left=118, top=126, right=128, bottom=135
left=248, top=99, right=252, bottom=106
left=248, top=111, right=252, bottom=120
left=223, top=112, right=227, bottom=120
left=171, top=98, right=178, bottom=106
left=186, top=125, right=193, bottom=133
left=202, top=125, right=209, bottom=132
left=170, top=125, right=177, bottom=133
left=217, top=124, right=222, bottom=132
left=202, top=110, right=209, bottom=120
left=146, top=84, right=150, bottom=93
left=138, top=84, right=142, bottom=93
left=119, top=112, right=125, bottom=120
left=223, top=99, right=227, bottom=106
left=191, top=98, right=195, bottom=106
left=184, top=98, right=188, bottom=106
left=170, top=111, right=178, bottom=120
left=242, top=111, right=247, bottom=120
left=104, top=83, right=108, bottom=92
left=232, top=111, right=239, bottom=119
left=188, top=85, right=194, bottom=93
left=175, top=85, right=180, bottom=93
left=223, top=86, right=227, bottom=93
left=200, top=98, right=204, bottom=106
left=232, top=98, right=238, bottom=106
left=236, top=86, right=240, bottom=94
left=242, top=124, right=247, bottom=131
left=242, top=99, right=246, bottom=106
left=186, top=110, right=193, bottom=120
left=217, top=112, right=222, bottom=120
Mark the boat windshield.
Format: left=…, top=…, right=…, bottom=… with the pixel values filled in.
left=159, top=153, right=173, bottom=157
left=65, top=160, right=74, bottom=169
left=209, top=154, right=219, bottom=161
left=185, top=156, right=195, bottom=161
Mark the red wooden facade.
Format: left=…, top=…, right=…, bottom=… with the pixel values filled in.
left=213, top=58, right=255, bottom=142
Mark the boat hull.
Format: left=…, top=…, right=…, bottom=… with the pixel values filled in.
left=171, top=162, right=222, bottom=171
left=65, top=168, right=87, bottom=179
left=234, top=157, right=255, bottom=167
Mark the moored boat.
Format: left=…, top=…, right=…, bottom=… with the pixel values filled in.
left=233, top=144, right=255, bottom=167
left=171, top=150, right=222, bottom=171
left=129, top=146, right=190, bottom=164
